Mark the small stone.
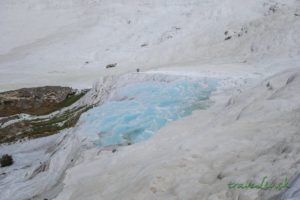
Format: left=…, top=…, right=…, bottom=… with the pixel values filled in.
left=106, top=63, right=117, bottom=69
left=225, top=36, right=232, bottom=40
left=266, top=82, right=273, bottom=90
left=150, top=187, right=157, bottom=193
left=217, top=173, right=224, bottom=180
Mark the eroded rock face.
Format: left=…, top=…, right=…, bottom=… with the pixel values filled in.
left=0, top=86, right=75, bottom=117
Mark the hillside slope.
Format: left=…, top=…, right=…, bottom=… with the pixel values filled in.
left=0, top=0, right=299, bottom=90
left=54, top=69, right=300, bottom=200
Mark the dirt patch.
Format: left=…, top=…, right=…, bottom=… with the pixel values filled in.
left=0, top=86, right=82, bottom=117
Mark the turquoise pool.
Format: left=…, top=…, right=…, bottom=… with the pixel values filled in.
left=77, top=78, right=218, bottom=147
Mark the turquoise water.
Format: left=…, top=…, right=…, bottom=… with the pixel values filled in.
left=78, top=79, right=218, bottom=147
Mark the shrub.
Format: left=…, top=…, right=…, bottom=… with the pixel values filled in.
left=0, top=154, right=13, bottom=167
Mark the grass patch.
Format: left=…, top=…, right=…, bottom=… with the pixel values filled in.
left=56, top=92, right=86, bottom=109
left=0, top=105, right=94, bottom=144
left=33, top=91, right=87, bottom=116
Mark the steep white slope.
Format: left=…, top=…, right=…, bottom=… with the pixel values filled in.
left=0, top=133, right=81, bottom=200
left=54, top=68, right=300, bottom=200
left=0, top=0, right=299, bottom=91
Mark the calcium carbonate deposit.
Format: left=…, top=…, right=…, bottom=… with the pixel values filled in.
left=0, top=0, right=300, bottom=200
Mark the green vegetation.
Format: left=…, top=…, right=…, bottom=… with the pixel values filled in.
left=0, top=87, right=88, bottom=117
left=0, top=154, right=13, bottom=167
left=31, top=92, right=87, bottom=116
left=0, top=105, right=94, bottom=144
left=0, top=90, right=92, bottom=144
left=55, top=92, right=86, bottom=111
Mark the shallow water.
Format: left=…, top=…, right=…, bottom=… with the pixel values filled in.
left=78, top=78, right=218, bottom=147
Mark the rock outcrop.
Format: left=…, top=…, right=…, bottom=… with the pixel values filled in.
left=0, top=86, right=75, bottom=117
